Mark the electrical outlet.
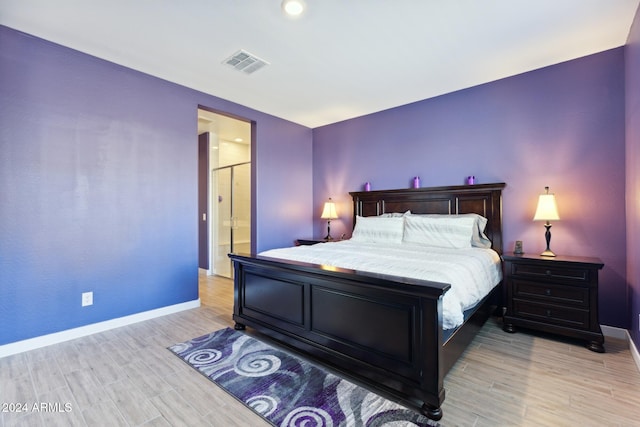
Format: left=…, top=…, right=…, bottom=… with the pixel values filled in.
left=82, top=291, right=93, bottom=307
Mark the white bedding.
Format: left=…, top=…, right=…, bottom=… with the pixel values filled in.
left=259, top=240, right=502, bottom=330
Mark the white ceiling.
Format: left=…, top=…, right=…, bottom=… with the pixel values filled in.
left=1, top=0, right=638, bottom=128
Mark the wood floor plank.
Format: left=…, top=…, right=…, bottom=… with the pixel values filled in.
left=162, top=369, right=227, bottom=417
left=2, top=411, right=44, bottom=427
left=120, top=359, right=174, bottom=399
left=81, top=400, right=128, bottom=427
left=84, top=351, right=127, bottom=386
left=29, top=356, right=67, bottom=394
left=139, top=416, right=172, bottom=427
left=64, top=369, right=110, bottom=407
left=149, top=390, right=210, bottom=427
left=36, top=385, right=85, bottom=427
left=104, top=378, right=161, bottom=426
left=0, top=352, right=28, bottom=382
left=0, top=373, right=37, bottom=404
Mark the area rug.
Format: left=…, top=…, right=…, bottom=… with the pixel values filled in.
left=168, top=327, right=440, bottom=426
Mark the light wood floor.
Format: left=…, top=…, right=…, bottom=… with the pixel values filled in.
left=1, top=273, right=639, bottom=426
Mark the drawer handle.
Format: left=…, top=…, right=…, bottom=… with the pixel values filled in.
left=546, top=309, right=552, bottom=317
left=546, top=270, right=552, bottom=276
left=545, top=289, right=552, bottom=296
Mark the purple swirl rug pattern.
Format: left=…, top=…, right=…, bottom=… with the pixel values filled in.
left=169, top=327, right=439, bottom=426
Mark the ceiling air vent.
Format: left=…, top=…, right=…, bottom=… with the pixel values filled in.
left=223, top=49, right=269, bottom=75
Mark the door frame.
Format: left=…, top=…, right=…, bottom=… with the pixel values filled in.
left=197, top=105, right=256, bottom=275
left=198, top=132, right=210, bottom=270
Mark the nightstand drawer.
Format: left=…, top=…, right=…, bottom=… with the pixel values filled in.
left=513, top=280, right=589, bottom=308
left=510, top=263, right=590, bottom=282
left=512, top=300, right=589, bottom=329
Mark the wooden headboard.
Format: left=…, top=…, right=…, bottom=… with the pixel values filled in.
left=349, top=182, right=506, bottom=254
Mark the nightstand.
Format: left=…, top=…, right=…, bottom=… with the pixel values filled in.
left=502, top=253, right=605, bottom=352
left=295, top=238, right=328, bottom=246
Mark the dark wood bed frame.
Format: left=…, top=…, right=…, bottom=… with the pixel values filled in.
left=229, top=182, right=505, bottom=420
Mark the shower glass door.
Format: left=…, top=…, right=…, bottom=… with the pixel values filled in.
left=212, top=162, right=251, bottom=278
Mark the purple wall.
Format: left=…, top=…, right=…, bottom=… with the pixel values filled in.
left=313, top=49, right=627, bottom=328
left=0, top=26, right=313, bottom=346
left=626, top=4, right=640, bottom=349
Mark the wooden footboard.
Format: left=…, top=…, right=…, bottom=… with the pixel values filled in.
left=230, top=253, right=450, bottom=419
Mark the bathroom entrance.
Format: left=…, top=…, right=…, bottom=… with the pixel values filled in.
left=197, top=108, right=252, bottom=278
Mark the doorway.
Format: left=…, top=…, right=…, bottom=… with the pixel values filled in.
left=197, top=108, right=252, bottom=278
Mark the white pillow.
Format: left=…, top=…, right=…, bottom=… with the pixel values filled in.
left=404, top=213, right=492, bottom=248
left=403, top=215, right=476, bottom=249
left=351, top=216, right=404, bottom=244
left=459, top=213, right=492, bottom=249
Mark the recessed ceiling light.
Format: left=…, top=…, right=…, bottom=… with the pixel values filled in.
left=234, top=138, right=243, bottom=143
left=282, top=0, right=305, bottom=17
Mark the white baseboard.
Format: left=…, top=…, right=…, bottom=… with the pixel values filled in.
left=601, top=324, right=628, bottom=340
left=0, top=299, right=201, bottom=359
left=602, top=324, right=640, bottom=373
left=628, top=331, right=640, bottom=374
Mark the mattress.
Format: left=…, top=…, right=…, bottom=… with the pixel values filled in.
left=259, top=240, right=502, bottom=330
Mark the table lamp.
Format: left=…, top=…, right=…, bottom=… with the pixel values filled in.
left=320, top=198, right=338, bottom=241
left=533, top=186, right=560, bottom=257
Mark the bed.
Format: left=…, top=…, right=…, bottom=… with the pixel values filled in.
left=229, top=182, right=505, bottom=420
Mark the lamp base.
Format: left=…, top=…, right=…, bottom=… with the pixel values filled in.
left=541, top=223, right=556, bottom=257
left=324, top=220, right=333, bottom=241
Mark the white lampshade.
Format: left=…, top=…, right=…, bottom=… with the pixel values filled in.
left=533, top=192, right=560, bottom=221
left=321, top=199, right=338, bottom=219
